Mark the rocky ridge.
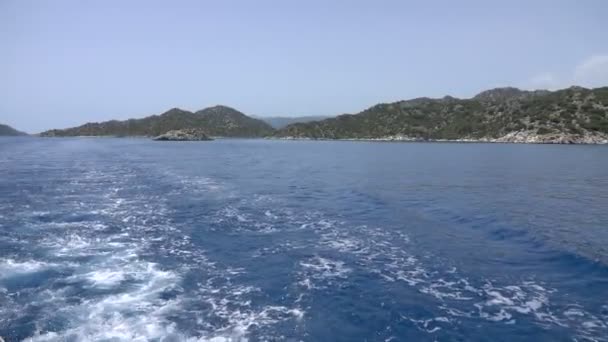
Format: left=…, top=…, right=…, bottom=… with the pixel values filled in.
left=275, top=86, right=608, bottom=144
left=40, top=106, right=274, bottom=138
left=35, top=85, right=608, bottom=144
left=0, top=124, right=28, bottom=136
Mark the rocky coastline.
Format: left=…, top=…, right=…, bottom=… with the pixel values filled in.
left=153, top=128, right=213, bottom=141
left=273, top=130, right=608, bottom=144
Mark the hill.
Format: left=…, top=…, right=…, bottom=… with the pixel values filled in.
left=275, top=86, right=608, bottom=144
left=260, top=116, right=331, bottom=129
left=39, top=105, right=274, bottom=137
left=0, top=124, right=28, bottom=136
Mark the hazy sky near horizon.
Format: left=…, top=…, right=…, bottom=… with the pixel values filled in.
left=2, top=0, right=608, bottom=133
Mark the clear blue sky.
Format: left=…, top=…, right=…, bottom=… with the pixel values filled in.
left=1, top=0, right=607, bottom=133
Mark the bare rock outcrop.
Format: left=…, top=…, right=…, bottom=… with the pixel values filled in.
left=494, top=130, right=608, bottom=144
left=153, top=128, right=213, bottom=141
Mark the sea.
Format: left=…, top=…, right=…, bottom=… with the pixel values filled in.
left=1, top=137, right=607, bottom=341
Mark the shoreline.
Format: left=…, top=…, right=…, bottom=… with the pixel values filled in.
left=32, top=134, right=608, bottom=145
left=269, top=135, right=608, bottom=145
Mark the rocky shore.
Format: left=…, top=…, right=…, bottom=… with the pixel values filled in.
left=274, top=130, right=608, bottom=144
left=491, top=130, right=608, bottom=144
left=153, top=128, right=213, bottom=141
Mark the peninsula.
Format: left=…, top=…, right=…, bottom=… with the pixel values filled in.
left=275, top=86, right=608, bottom=144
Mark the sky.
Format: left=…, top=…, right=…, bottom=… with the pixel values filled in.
left=1, top=0, right=607, bottom=133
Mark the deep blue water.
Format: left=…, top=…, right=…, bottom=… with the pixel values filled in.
left=1, top=137, right=608, bottom=341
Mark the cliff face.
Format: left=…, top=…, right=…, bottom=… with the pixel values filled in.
left=276, top=86, right=608, bottom=143
left=40, top=106, right=275, bottom=138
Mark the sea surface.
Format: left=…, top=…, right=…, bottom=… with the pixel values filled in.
left=1, top=137, right=608, bottom=342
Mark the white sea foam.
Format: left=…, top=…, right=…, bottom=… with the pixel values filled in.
left=59, top=233, right=91, bottom=249
left=404, top=315, right=452, bottom=333
left=300, top=256, right=351, bottom=280
left=84, top=270, right=126, bottom=288
left=20, top=175, right=305, bottom=341
left=286, top=208, right=608, bottom=340
left=564, top=307, right=586, bottom=317
left=0, top=259, right=52, bottom=279
left=215, top=206, right=250, bottom=223
left=6, top=158, right=607, bottom=341
left=264, top=210, right=278, bottom=220
left=26, top=255, right=185, bottom=341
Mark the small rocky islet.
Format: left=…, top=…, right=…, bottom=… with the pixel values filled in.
left=153, top=128, right=213, bottom=141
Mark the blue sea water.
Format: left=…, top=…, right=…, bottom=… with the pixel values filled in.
left=0, top=137, right=607, bottom=341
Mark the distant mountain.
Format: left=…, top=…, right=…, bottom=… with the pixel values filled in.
left=40, top=105, right=274, bottom=137
left=0, top=124, right=28, bottom=136
left=260, top=116, right=332, bottom=129
left=275, top=86, right=608, bottom=144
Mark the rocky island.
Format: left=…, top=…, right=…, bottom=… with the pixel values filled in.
left=153, top=128, right=213, bottom=141
left=39, top=105, right=274, bottom=138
